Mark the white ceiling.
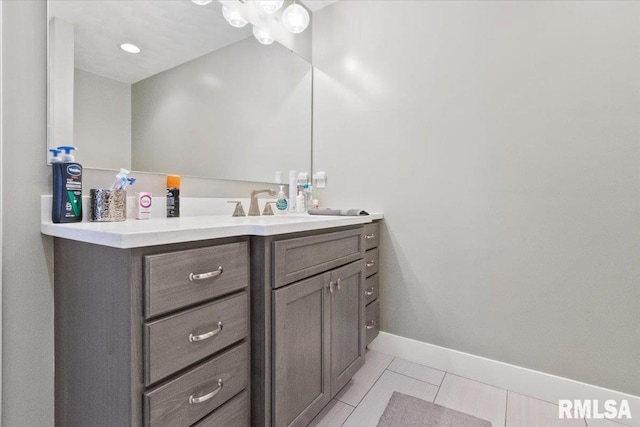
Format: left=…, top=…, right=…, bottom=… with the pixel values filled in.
left=300, top=0, right=339, bottom=12
left=48, top=0, right=338, bottom=84
left=49, top=0, right=252, bottom=84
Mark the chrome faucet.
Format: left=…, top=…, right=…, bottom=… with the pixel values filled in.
left=248, top=189, right=276, bottom=216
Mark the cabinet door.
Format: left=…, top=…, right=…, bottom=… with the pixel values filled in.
left=272, top=273, right=331, bottom=427
left=330, top=260, right=366, bottom=396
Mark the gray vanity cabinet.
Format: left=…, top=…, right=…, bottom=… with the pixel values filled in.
left=329, top=260, right=366, bottom=396
left=251, top=226, right=367, bottom=427
left=53, top=236, right=251, bottom=427
left=272, top=273, right=331, bottom=427
left=272, top=260, right=365, bottom=427
left=364, top=222, right=381, bottom=345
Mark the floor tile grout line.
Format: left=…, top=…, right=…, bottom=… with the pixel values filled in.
left=387, top=365, right=446, bottom=387
left=386, top=358, right=446, bottom=384
left=433, top=372, right=448, bottom=403
left=443, top=371, right=509, bottom=393
left=504, top=389, right=509, bottom=427
left=386, top=369, right=444, bottom=389
left=308, top=399, right=355, bottom=426
left=339, top=366, right=392, bottom=427
left=336, top=353, right=396, bottom=427
left=337, top=354, right=395, bottom=408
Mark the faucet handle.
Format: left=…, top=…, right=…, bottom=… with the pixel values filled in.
left=262, top=201, right=276, bottom=216
left=227, top=201, right=246, bottom=217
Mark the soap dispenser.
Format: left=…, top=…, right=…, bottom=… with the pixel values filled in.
left=275, top=185, right=288, bottom=214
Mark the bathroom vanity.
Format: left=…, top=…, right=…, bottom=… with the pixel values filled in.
left=53, top=236, right=251, bottom=427
left=42, top=213, right=382, bottom=427
left=251, top=227, right=367, bottom=426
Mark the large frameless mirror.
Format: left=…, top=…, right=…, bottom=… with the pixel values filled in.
left=47, top=0, right=312, bottom=182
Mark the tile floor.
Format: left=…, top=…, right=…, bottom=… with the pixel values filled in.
left=309, top=350, right=628, bottom=427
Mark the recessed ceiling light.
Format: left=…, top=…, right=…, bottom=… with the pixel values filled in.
left=119, top=43, right=141, bottom=54
left=192, top=0, right=212, bottom=5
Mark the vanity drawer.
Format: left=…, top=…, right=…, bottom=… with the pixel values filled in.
left=144, top=242, right=249, bottom=318
left=364, top=274, right=379, bottom=306
left=144, top=341, right=248, bottom=427
left=144, top=291, right=249, bottom=385
left=365, top=300, right=380, bottom=346
left=364, top=223, right=379, bottom=251
left=364, top=247, right=379, bottom=278
left=273, top=228, right=364, bottom=288
left=193, top=390, right=249, bottom=427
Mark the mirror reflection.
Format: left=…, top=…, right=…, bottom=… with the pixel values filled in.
left=48, top=0, right=312, bottom=183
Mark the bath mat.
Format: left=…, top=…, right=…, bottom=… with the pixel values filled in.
left=377, top=392, right=492, bottom=427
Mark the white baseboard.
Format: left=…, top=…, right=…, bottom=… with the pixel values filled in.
left=369, top=332, right=639, bottom=427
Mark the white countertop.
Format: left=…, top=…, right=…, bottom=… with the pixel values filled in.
left=41, top=213, right=383, bottom=248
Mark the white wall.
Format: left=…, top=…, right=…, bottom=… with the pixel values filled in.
left=2, top=1, right=55, bottom=425
left=74, top=68, right=131, bottom=170
left=313, top=0, right=640, bottom=395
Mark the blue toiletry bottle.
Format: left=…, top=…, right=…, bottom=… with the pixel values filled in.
left=52, top=146, right=83, bottom=223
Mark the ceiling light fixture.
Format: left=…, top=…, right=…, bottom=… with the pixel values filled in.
left=119, top=43, right=141, bottom=54
left=253, top=26, right=274, bottom=45
left=222, top=0, right=311, bottom=45
left=222, top=5, right=248, bottom=28
left=256, top=0, right=284, bottom=14
left=191, top=0, right=213, bottom=5
left=281, top=1, right=310, bottom=34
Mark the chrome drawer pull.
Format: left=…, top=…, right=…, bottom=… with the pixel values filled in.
left=188, top=378, right=223, bottom=404
left=336, top=278, right=341, bottom=290
left=366, top=261, right=375, bottom=268
left=188, top=266, right=223, bottom=282
left=365, top=320, right=376, bottom=330
left=365, top=287, right=375, bottom=296
left=326, top=281, right=334, bottom=293
left=365, top=234, right=376, bottom=240
left=189, top=321, right=223, bottom=342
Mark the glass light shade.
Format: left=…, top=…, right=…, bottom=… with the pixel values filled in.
left=257, top=0, right=284, bottom=14
left=281, top=3, right=310, bottom=34
left=253, top=26, right=274, bottom=45
left=191, top=0, right=212, bottom=5
left=222, top=5, right=248, bottom=28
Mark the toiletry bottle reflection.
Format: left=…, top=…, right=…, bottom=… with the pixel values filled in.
left=52, top=146, right=83, bottom=223
left=166, top=175, right=180, bottom=217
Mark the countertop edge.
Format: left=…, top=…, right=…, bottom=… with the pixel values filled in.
left=41, top=213, right=384, bottom=249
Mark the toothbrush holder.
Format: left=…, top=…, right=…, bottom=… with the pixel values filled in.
left=89, top=189, right=127, bottom=222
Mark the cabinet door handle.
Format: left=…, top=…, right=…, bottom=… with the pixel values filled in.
left=188, top=266, right=223, bottom=282
left=326, top=281, right=334, bottom=293
left=365, top=320, right=376, bottom=330
left=189, top=321, right=223, bottom=342
left=365, top=287, right=375, bottom=296
left=188, top=379, right=223, bottom=404
left=336, top=278, right=341, bottom=290
left=366, top=261, right=375, bottom=268
left=365, top=234, right=376, bottom=240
